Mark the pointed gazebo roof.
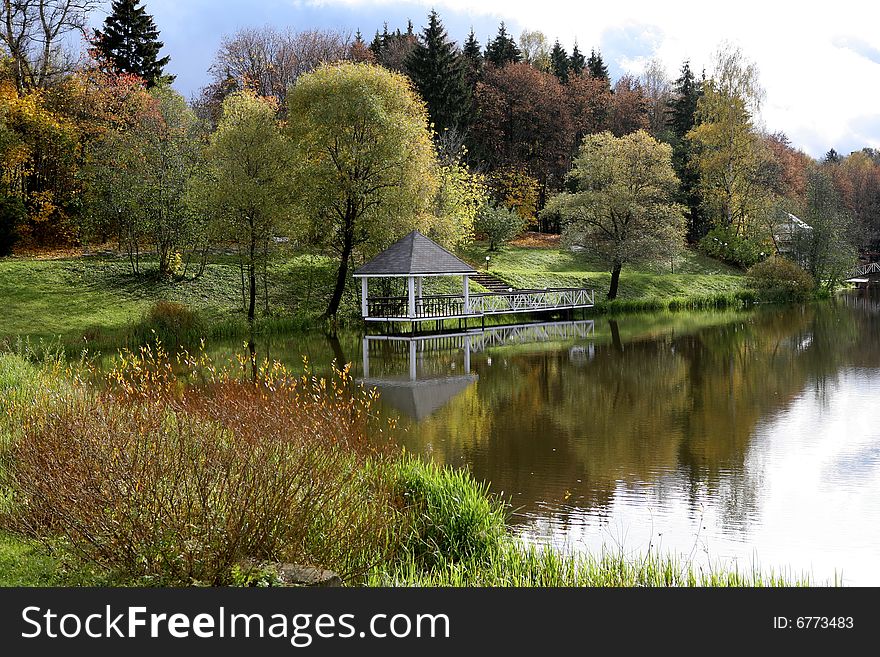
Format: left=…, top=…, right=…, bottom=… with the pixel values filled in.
left=353, top=230, right=477, bottom=277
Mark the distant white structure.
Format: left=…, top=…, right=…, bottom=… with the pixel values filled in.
left=774, top=212, right=812, bottom=256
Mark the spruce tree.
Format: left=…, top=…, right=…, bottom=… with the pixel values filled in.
left=485, top=22, right=521, bottom=67
left=93, top=0, right=173, bottom=87
left=666, top=60, right=706, bottom=242
left=405, top=11, right=470, bottom=134
left=587, top=49, right=609, bottom=82
left=462, top=28, right=484, bottom=85
left=569, top=43, right=586, bottom=77
left=550, top=40, right=569, bottom=82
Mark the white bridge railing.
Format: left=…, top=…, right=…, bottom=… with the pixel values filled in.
left=469, top=288, right=595, bottom=316
left=849, top=262, right=880, bottom=279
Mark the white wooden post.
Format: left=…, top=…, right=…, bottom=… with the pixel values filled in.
left=360, top=278, right=369, bottom=318
left=463, top=275, right=470, bottom=314
left=362, top=338, right=370, bottom=379
left=464, top=335, right=471, bottom=374
left=409, top=340, right=417, bottom=381
left=417, top=276, right=423, bottom=300
left=407, top=276, right=416, bottom=318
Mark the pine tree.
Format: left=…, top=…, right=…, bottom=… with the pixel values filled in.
left=405, top=11, right=471, bottom=134
left=550, top=40, right=569, bottom=82
left=93, top=0, right=173, bottom=87
left=587, top=49, right=609, bottom=82
left=462, top=28, right=484, bottom=85
left=485, top=22, right=521, bottom=67
left=667, top=60, right=706, bottom=242
left=569, top=43, right=586, bottom=77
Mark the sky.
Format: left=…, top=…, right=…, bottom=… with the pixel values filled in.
left=94, top=0, right=880, bottom=158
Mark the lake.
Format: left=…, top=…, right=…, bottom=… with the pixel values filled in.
left=228, top=294, right=880, bottom=585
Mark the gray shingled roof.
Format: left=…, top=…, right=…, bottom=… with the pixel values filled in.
left=360, top=375, right=478, bottom=420
left=354, top=231, right=477, bottom=276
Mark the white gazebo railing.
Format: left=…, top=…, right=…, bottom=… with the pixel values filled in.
left=469, top=288, right=595, bottom=316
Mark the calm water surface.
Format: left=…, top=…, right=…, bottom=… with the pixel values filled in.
left=242, top=294, right=880, bottom=584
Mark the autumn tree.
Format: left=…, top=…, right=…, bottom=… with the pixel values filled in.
left=608, top=75, right=649, bottom=136
left=370, top=22, right=417, bottom=72
left=546, top=130, right=685, bottom=299
left=1, top=0, right=99, bottom=91
left=518, top=30, right=549, bottom=70
left=92, top=0, right=173, bottom=87
left=639, top=59, right=672, bottom=140
left=83, top=85, right=202, bottom=277
left=286, top=63, right=439, bottom=318
left=566, top=72, right=612, bottom=144
left=205, top=27, right=351, bottom=110
left=829, top=150, right=880, bottom=251
left=794, top=168, right=857, bottom=289
left=405, top=10, right=470, bottom=135
left=485, top=22, right=520, bottom=67
left=199, top=92, right=291, bottom=321
left=687, top=45, right=774, bottom=238
left=470, top=63, right=573, bottom=206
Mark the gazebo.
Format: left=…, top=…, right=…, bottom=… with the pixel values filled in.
left=353, top=230, right=478, bottom=323
left=354, top=230, right=595, bottom=325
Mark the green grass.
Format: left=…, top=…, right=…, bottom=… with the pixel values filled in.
left=457, top=243, right=746, bottom=307
left=368, top=542, right=817, bottom=587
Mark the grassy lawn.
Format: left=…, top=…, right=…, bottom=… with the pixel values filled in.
left=457, top=242, right=745, bottom=304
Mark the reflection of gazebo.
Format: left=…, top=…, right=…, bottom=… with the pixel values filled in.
left=358, top=333, right=477, bottom=421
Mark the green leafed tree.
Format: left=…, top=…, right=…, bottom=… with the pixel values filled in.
left=286, top=63, right=439, bottom=318
left=793, top=169, right=857, bottom=291
left=405, top=10, right=471, bottom=135
left=545, top=130, right=685, bottom=300
left=93, top=0, right=174, bottom=87
left=200, top=92, right=292, bottom=322
left=687, top=45, right=773, bottom=238
left=485, top=22, right=521, bottom=67
left=475, top=204, right=527, bottom=251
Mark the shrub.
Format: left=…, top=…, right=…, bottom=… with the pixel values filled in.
left=1, top=352, right=396, bottom=585
left=140, top=301, right=203, bottom=347
left=746, top=256, right=815, bottom=302
left=390, top=456, right=506, bottom=568
left=474, top=204, right=528, bottom=251
left=698, top=227, right=765, bottom=269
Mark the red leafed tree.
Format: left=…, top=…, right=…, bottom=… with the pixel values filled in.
left=470, top=62, right=573, bottom=201
left=607, top=75, right=650, bottom=137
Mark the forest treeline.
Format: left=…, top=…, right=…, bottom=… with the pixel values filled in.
left=1, top=2, right=875, bottom=312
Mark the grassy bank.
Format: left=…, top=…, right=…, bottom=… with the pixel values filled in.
left=0, top=348, right=822, bottom=587
left=1, top=242, right=748, bottom=347
left=461, top=242, right=747, bottom=310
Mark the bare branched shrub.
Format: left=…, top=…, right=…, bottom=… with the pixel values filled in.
left=2, top=347, right=398, bottom=585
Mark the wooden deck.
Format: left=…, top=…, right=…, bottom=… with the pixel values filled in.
left=364, top=287, right=595, bottom=323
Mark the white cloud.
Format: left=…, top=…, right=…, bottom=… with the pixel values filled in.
left=301, top=0, right=880, bottom=157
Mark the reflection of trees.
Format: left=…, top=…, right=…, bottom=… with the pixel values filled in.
left=394, top=299, right=880, bottom=530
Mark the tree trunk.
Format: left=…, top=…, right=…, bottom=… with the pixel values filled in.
left=326, top=236, right=353, bottom=319
left=247, top=231, right=257, bottom=323
left=607, top=261, right=623, bottom=300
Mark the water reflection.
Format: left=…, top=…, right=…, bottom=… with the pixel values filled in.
left=378, top=295, right=880, bottom=584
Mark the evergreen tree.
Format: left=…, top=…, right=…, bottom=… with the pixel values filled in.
left=462, top=28, right=484, bottom=84
left=587, top=49, right=609, bottom=82
left=666, top=60, right=705, bottom=242
left=569, top=43, right=585, bottom=77
left=369, top=30, right=382, bottom=55
left=485, top=22, right=521, bottom=67
left=824, top=148, right=841, bottom=164
left=406, top=11, right=471, bottom=134
left=93, top=0, right=173, bottom=87
left=550, top=40, right=569, bottom=82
